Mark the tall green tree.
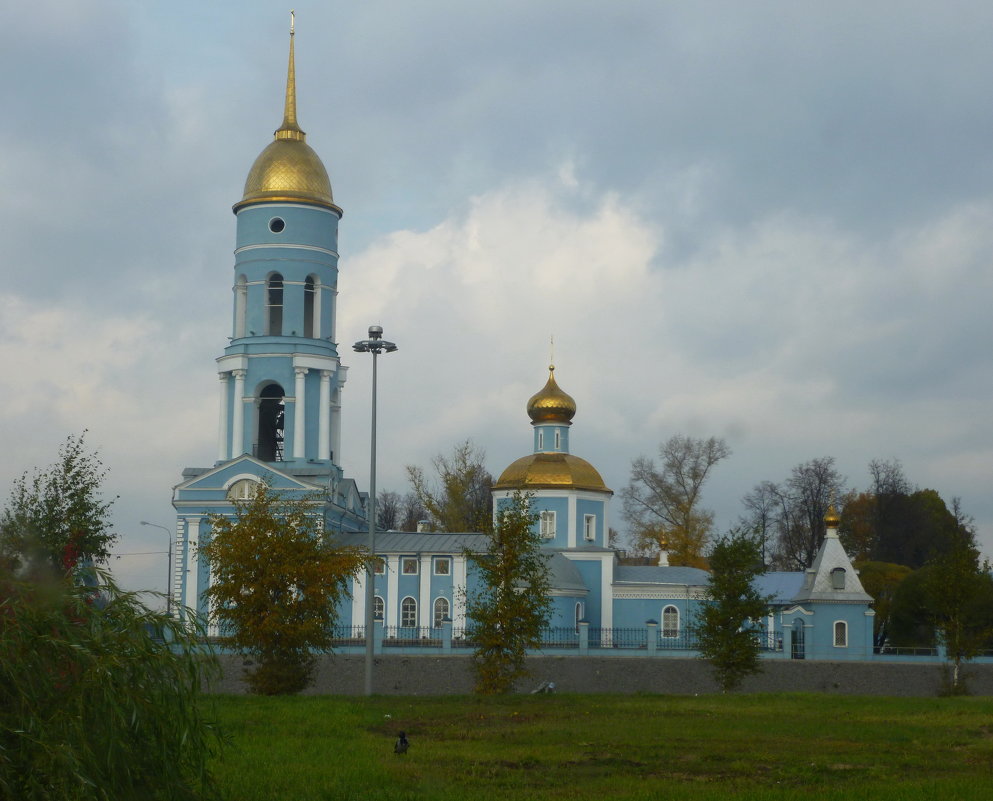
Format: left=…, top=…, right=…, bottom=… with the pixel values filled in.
left=1, top=564, right=222, bottom=800
left=200, top=482, right=364, bottom=695
left=924, top=538, right=993, bottom=694
left=697, top=530, right=771, bottom=692
left=0, top=432, right=117, bottom=573
left=623, top=435, right=731, bottom=567
left=465, top=492, right=551, bottom=694
left=407, top=439, right=494, bottom=533
left=854, top=560, right=913, bottom=647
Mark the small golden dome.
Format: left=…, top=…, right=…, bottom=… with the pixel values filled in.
left=233, top=24, right=341, bottom=215
left=493, top=452, right=611, bottom=494
left=824, top=506, right=841, bottom=528
left=527, top=366, right=577, bottom=425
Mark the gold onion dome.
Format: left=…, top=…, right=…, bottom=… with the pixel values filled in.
left=824, top=506, right=841, bottom=528
left=493, top=453, right=611, bottom=494
left=526, top=365, right=577, bottom=425
left=234, top=21, right=340, bottom=214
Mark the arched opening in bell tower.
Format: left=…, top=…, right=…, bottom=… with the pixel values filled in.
left=266, top=273, right=284, bottom=335
left=304, top=276, right=316, bottom=338
left=256, top=383, right=285, bottom=462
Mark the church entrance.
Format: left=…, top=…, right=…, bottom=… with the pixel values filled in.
left=791, top=619, right=805, bottom=660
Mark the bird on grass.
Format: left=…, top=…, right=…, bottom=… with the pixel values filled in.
left=394, top=732, right=409, bottom=755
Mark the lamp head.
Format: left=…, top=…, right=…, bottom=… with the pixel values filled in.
left=368, top=325, right=383, bottom=339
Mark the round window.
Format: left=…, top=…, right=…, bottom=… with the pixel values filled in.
left=269, top=217, right=285, bottom=233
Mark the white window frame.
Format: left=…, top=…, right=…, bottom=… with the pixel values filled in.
left=373, top=557, right=386, bottom=575
left=401, top=557, right=418, bottom=575
left=433, top=597, right=450, bottom=628
left=583, top=514, right=596, bottom=541
left=537, top=430, right=544, bottom=450
left=554, top=429, right=561, bottom=449
left=433, top=557, right=451, bottom=576
left=539, top=510, right=556, bottom=539
left=401, top=596, right=417, bottom=628
left=226, top=478, right=259, bottom=501
left=833, top=620, right=848, bottom=647
left=373, top=595, right=384, bottom=620
left=662, top=605, right=680, bottom=638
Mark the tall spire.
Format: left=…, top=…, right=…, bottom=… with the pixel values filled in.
left=276, top=10, right=305, bottom=141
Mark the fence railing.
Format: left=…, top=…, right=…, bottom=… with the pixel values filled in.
left=333, top=624, right=783, bottom=652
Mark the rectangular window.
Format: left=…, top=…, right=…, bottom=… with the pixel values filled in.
left=373, top=558, right=386, bottom=575
left=554, top=429, right=561, bottom=449
left=584, top=514, right=596, bottom=541
left=434, top=557, right=451, bottom=576
left=537, top=430, right=544, bottom=450
left=540, top=510, right=556, bottom=539
left=401, top=557, right=418, bottom=574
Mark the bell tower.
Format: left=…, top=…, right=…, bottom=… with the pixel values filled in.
left=215, top=13, right=347, bottom=471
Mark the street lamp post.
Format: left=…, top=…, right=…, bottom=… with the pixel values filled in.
left=353, top=325, right=398, bottom=697
left=140, top=520, right=173, bottom=616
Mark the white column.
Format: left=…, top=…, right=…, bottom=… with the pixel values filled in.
left=600, top=553, right=613, bottom=632
left=330, top=395, right=342, bottom=464
left=319, top=370, right=332, bottom=460
left=453, top=555, right=468, bottom=630
left=206, top=530, right=219, bottom=638
left=231, top=370, right=246, bottom=457
left=567, top=494, right=577, bottom=548
left=313, top=280, right=323, bottom=339
left=419, top=555, right=432, bottom=629
left=217, top=373, right=230, bottom=462
left=386, top=555, right=400, bottom=628
left=184, top=517, right=202, bottom=620
left=293, top=367, right=308, bottom=459
left=352, top=572, right=366, bottom=631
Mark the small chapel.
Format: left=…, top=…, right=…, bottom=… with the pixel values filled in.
left=171, top=21, right=875, bottom=662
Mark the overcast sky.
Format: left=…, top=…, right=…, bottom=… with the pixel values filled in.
left=2, top=1, right=992, bottom=604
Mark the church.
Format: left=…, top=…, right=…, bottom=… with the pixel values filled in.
left=171, top=23, right=875, bottom=663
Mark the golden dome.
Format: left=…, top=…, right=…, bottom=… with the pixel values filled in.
left=233, top=23, right=341, bottom=215
left=824, top=506, right=841, bottom=528
left=527, top=366, right=577, bottom=425
left=493, top=452, right=611, bottom=494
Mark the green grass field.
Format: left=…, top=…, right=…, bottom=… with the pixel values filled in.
left=209, top=693, right=993, bottom=800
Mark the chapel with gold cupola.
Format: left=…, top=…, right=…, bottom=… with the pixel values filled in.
left=170, top=18, right=368, bottom=626
left=494, top=365, right=613, bottom=548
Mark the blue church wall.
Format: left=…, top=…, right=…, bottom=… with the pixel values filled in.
left=235, top=204, right=339, bottom=253
left=533, top=425, right=570, bottom=453
left=782, top=604, right=875, bottom=661
left=576, top=498, right=604, bottom=545
left=613, top=597, right=696, bottom=633
left=548, top=595, right=582, bottom=630
left=569, top=559, right=602, bottom=626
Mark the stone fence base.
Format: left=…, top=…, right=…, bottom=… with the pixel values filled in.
left=210, top=654, right=993, bottom=697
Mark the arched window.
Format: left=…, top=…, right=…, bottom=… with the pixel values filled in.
left=834, top=620, right=848, bottom=647
left=303, top=276, right=316, bottom=338
left=234, top=275, right=247, bottom=338
left=256, top=384, right=285, bottom=462
left=539, top=510, right=556, bottom=539
left=227, top=478, right=258, bottom=501
left=831, top=567, right=846, bottom=590
left=373, top=596, right=384, bottom=621
left=554, top=429, right=561, bottom=450
left=266, top=273, right=283, bottom=335
left=401, top=597, right=417, bottom=629
left=662, top=605, right=680, bottom=638
left=575, top=602, right=584, bottom=632
left=433, top=597, right=450, bottom=628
